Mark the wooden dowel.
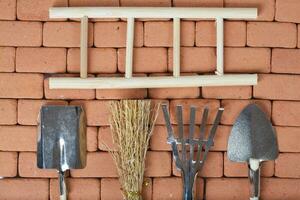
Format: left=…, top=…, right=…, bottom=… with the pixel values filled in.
left=216, top=17, right=224, bottom=75
left=125, top=17, right=134, bottom=78
left=80, top=16, right=88, bottom=78
left=173, top=18, right=180, bottom=77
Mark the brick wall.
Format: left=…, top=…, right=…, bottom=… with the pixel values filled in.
left=0, top=0, right=300, bottom=199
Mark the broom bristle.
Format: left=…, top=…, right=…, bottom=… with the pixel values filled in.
left=108, top=100, right=159, bottom=200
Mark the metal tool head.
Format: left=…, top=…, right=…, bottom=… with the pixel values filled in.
left=37, top=105, right=87, bottom=171
left=227, top=104, right=278, bottom=162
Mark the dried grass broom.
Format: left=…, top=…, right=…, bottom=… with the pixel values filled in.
left=108, top=100, right=159, bottom=200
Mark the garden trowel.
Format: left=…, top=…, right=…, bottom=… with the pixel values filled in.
left=37, top=105, right=86, bottom=200
left=227, top=104, right=278, bottom=200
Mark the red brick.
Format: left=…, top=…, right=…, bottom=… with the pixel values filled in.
left=67, top=48, right=117, bottom=73
left=298, top=25, right=300, bottom=48
left=16, top=47, right=66, bottom=73
left=17, top=0, right=67, bottom=21
left=144, top=21, right=195, bottom=47
left=0, top=99, right=17, bottom=125
left=196, top=21, right=246, bottom=47
left=145, top=151, right=171, bottom=177
left=276, top=0, right=300, bottom=23
left=44, top=75, right=95, bottom=100
left=0, top=47, right=15, bottom=72
left=221, top=100, right=271, bottom=125
left=94, top=21, right=143, bottom=47
left=118, top=48, right=168, bottom=73
left=225, top=47, right=271, bottom=73
left=0, top=0, right=16, bottom=20
left=260, top=178, right=300, bottom=200
left=254, top=74, right=300, bottom=100
left=87, top=127, right=98, bottom=152
left=0, top=21, right=42, bottom=46
left=0, top=152, right=17, bottom=177
left=168, top=47, right=216, bottom=73
left=0, top=178, right=49, bottom=200
left=71, top=100, right=109, bottom=126
left=98, top=126, right=116, bottom=151
left=273, top=101, right=300, bottom=126
left=173, top=0, right=223, bottom=6
left=172, top=152, right=223, bottom=177
left=154, top=99, right=169, bottom=125
left=18, top=100, right=67, bottom=125
left=19, top=152, right=57, bottom=177
left=272, top=49, right=300, bottom=74
left=0, top=126, right=36, bottom=151
left=0, top=73, right=43, bottom=99
left=149, top=87, right=200, bottom=99
left=153, top=177, right=182, bottom=199
left=169, top=99, right=220, bottom=124
left=50, top=178, right=100, bottom=200
left=43, top=22, right=94, bottom=47
left=275, top=153, right=300, bottom=178
left=150, top=126, right=170, bottom=151
left=69, top=0, right=119, bottom=6
left=120, top=0, right=171, bottom=6
left=276, top=126, right=300, bottom=152
left=224, top=153, right=274, bottom=177
left=101, top=178, right=152, bottom=200
left=71, top=152, right=117, bottom=177
left=247, top=22, right=297, bottom=48
left=206, top=178, right=249, bottom=200
left=202, top=86, right=252, bottom=99
left=225, top=0, right=275, bottom=21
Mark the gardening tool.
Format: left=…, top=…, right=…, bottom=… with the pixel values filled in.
left=227, top=104, right=278, bottom=200
left=162, top=104, right=224, bottom=200
left=37, top=105, right=86, bottom=200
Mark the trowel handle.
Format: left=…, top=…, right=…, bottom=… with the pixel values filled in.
left=59, top=171, right=67, bottom=200
left=249, top=159, right=261, bottom=200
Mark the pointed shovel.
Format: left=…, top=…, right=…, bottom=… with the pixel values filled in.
left=37, top=105, right=87, bottom=200
left=227, top=104, right=278, bottom=200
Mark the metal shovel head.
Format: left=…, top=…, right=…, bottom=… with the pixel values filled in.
left=37, top=105, right=86, bottom=171
left=227, top=104, right=278, bottom=162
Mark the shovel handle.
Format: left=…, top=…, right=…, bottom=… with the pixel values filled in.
left=59, top=171, right=67, bottom=200
left=249, top=159, right=261, bottom=200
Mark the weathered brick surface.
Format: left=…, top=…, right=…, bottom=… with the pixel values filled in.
left=0, top=0, right=16, bottom=20
left=145, top=151, right=171, bottom=177
left=0, top=151, right=17, bottom=177
left=275, top=153, right=300, bottom=178
left=276, top=126, right=300, bottom=152
left=0, top=73, right=43, bottom=99
left=273, top=101, right=300, bottom=126
left=0, top=126, right=36, bottom=151
left=67, top=48, right=117, bottom=73
left=247, top=22, right=297, bottom=48
left=276, top=0, right=300, bottom=23
left=69, top=0, right=119, bottom=6
left=173, top=0, right=223, bottom=7
left=196, top=21, right=246, bottom=47
left=43, top=22, right=94, bottom=47
left=0, top=47, right=15, bottom=72
left=16, top=47, right=66, bottom=73
left=0, top=21, right=42, bottom=46
left=17, top=0, right=68, bottom=21
left=0, top=99, right=17, bottom=125
left=87, top=127, right=98, bottom=152
left=0, top=179, right=49, bottom=200
left=202, top=86, right=252, bottom=99
left=272, top=49, right=300, bottom=74
left=120, top=0, right=171, bottom=6
left=50, top=178, right=101, bottom=200
left=94, top=21, right=143, bottom=47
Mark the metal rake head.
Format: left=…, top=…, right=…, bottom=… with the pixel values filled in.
left=162, top=104, right=224, bottom=175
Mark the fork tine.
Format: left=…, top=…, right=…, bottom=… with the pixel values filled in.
left=202, top=108, right=224, bottom=163
left=176, top=105, right=186, bottom=162
left=189, top=106, right=196, bottom=169
left=195, top=107, right=209, bottom=166
left=162, top=104, right=183, bottom=170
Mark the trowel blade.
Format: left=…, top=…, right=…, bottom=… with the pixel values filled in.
left=227, top=104, right=278, bottom=162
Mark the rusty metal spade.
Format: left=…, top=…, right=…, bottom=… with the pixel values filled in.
left=37, top=105, right=86, bottom=200
left=227, top=104, right=278, bottom=200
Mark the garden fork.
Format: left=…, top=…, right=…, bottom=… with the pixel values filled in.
left=162, top=104, right=223, bottom=200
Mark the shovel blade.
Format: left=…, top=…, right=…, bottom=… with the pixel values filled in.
left=37, top=105, right=86, bottom=171
left=227, top=104, right=278, bottom=162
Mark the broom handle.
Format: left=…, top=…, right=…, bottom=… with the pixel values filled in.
left=59, top=171, right=67, bottom=200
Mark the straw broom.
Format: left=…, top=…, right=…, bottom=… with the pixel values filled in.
left=108, top=100, right=159, bottom=200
